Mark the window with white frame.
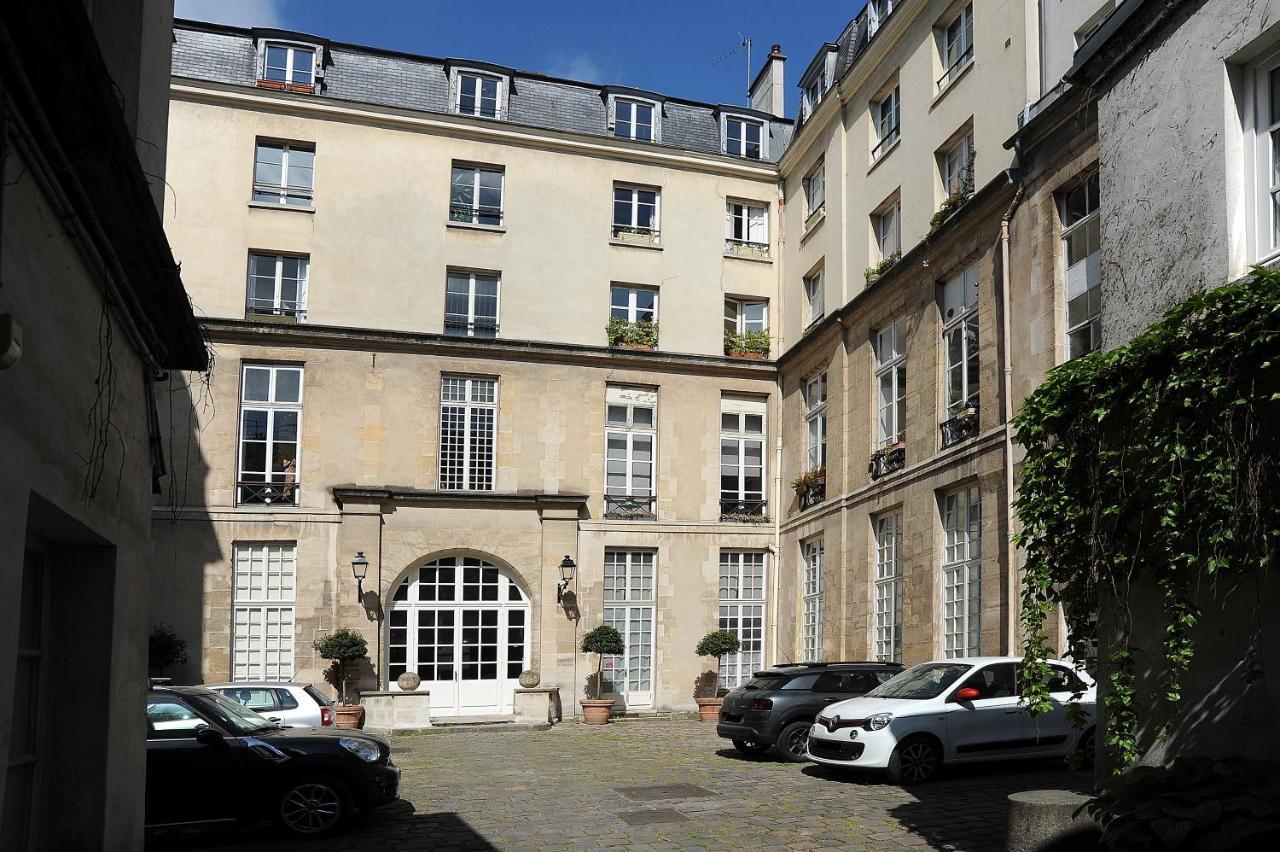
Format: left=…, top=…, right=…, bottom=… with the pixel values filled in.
left=238, top=364, right=303, bottom=505
left=725, top=115, right=765, bottom=159
left=725, top=200, right=769, bottom=253
left=246, top=253, right=308, bottom=320
left=873, top=199, right=901, bottom=262
left=609, top=285, right=657, bottom=324
left=802, top=538, right=824, bottom=662
left=941, top=131, right=975, bottom=197
left=602, top=549, right=656, bottom=702
left=612, top=184, right=660, bottom=241
left=872, top=85, right=900, bottom=160
left=941, top=263, right=980, bottom=418
left=231, top=543, right=296, bottom=680
left=724, top=299, right=768, bottom=334
left=455, top=71, right=503, bottom=118
left=938, top=3, right=974, bottom=91
left=605, top=386, right=656, bottom=514
left=941, top=485, right=981, bottom=658
left=803, top=161, right=826, bottom=219
left=803, top=73, right=826, bottom=120
left=1247, top=54, right=1280, bottom=262
left=718, top=551, right=766, bottom=689
left=1062, top=172, right=1101, bottom=358
left=869, top=0, right=898, bottom=36
left=253, top=141, right=314, bottom=206
left=875, top=317, right=908, bottom=448
left=613, top=98, right=655, bottom=142
left=450, top=164, right=504, bottom=226
left=720, top=396, right=766, bottom=516
left=873, top=512, right=903, bottom=662
left=804, top=268, right=825, bottom=327
left=803, top=372, right=827, bottom=471
left=439, top=376, right=497, bottom=491
left=261, top=43, right=316, bottom=88
left=444, top=270, right=500, bottom=338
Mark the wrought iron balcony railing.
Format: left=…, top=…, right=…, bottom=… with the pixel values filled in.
left=604, top=494, right=656, bottom=520
left=611, top=224, right=661, bottom=245
left=940, top=403, right=979, bottom=449
left=796, top=481, right=826, bottom=510
left=237, top=479, right=298, bottom=506
left=449, top=203, right=504, bottom=226
left=937, top=46, right=974, bottom=91
left=719, top=498, right=769, bottom=522
left=724, top=238, right=770, bottom=258
left=871, top=126, right=900, bottom=160
left=870, top=444, right=906, bottom=480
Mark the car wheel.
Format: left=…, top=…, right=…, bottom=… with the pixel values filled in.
left=1075, top=727, right=1096, bottom=769
left=886, top=736, right=941, bottom=784
left=773, top=721, right=812, bottom=762
left=731, top=738, right=771, bottom=756
left=277, top=776, right=351, bottom=836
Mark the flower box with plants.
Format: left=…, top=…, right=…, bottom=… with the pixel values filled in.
left=580, top=624, right=626, bottom=724
left=605, top=317, right=659, bottom=351
left=723, top=328, right=771, bottom=359
left=694, top=630, right=741, bottom=720
left=313, top=627, right=369, bottom=728
left=864, top=250, right=902, bottom=283
left=928, top=152, right=976, bottom=236
left=613, top=225, right=659, bottom=245
left=791, top=466, right=826, bottom=508
left=870, top=441, right=907, bottom=479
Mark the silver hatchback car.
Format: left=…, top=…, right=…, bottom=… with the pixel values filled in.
left=207, top=682, right=334, bottom=728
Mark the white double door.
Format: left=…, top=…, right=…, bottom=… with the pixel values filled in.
left=410, top=605, right=526, bottom=716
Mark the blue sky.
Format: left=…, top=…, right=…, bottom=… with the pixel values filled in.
left=174, top=0, right=868, bottom=115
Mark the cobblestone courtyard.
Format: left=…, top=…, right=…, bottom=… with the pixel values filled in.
left=150, top=719, right=1091, bottom=851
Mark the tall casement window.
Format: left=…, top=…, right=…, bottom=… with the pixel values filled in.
left=1062, top=172, right=1101, bottom=358
left=253, top=141, right=314, bottom=206
left=803, top=161, right=826, bottom=220
left=725, top=200, right=769, bottom=255
left=941, top=263, right=980, bottom=418
left=450, top=164, right=504, bottom=226
left=804, top=268, right=825, bottom=327
left=802, top=538, right=824, bottom=662
left=246, top=253, right=308, bottom=321
left=873, top=199, right=901, bottom=262
left=868, top=0, right=898, bottom=35
left=261, top=43, right=315, bottom=89
left=941, top=131, right=975, bottom=197
left=455, top=72, right=502, bottom=118
left=724, top=298, right=768, bottom=336
left=231, top=543, right=297, bottom=680
left=238, top=364, right=303, bottom=505
left=439, top=376, right=497, bottom=491
left=941, top=485, right=981, bottom=658
left=803, top=372, right=828, bottom=471
left=444, top=270, right=500, bottom=337
left=613, top=99, right=654, bottom=141
left=1247, top=55, right=1280, bottom=261
left=609, top=285, right=657, bottom=324
left=718, top=551, right=766, bottom=689
left=872, top=85, right=901, bottom=161
left=603, top=550, right=656, bottom=706
left=605, top=386, right=657, bottom=519
left=938, top=3, right=974, bottom=91
left=612, top=184, right=660, bottom=243
left=720, top=396, right=767, bottom=518
left=874, top=513, right=903, bottom=662
left=875, top=317, right=908, bottom=448
left=725, top=116, right=765, bottom=159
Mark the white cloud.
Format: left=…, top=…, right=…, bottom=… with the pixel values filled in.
left=546, top=52, right=604, bottom=83
left=175, top=0, right=287, bottom=28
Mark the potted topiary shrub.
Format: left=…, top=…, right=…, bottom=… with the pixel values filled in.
left=694, top=629, right=741, bottom=721
left=148, top=623, right=188, bottom=683
left=313, top=627, right=369, bottom=728
left=580, top=624, right=625, bottom=724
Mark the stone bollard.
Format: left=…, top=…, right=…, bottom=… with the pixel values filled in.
left=1006, top=790, right=1101, bottom=852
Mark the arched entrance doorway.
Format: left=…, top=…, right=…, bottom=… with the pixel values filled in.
left=386, top=555, right=530, bottom=717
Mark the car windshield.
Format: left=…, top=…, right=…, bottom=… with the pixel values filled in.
left=741, top=675, right=788, bottom=691
left=190, top=689, right=279, bottom=734
left=865, top=662, right=972, bottom=699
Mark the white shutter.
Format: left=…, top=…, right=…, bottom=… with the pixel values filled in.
left=725, top=203, right=735, bottom=240
left=748, top=205, right=767, bottom=243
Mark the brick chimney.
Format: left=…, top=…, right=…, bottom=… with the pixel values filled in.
left=749, top=44, right=786, bottom=117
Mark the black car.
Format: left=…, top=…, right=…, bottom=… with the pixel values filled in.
left=145, top=686, right=399, bottom=836
left=716, top=662, right=904, bottom=761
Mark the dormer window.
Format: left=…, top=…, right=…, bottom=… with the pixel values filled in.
left=868, top=0, right=898, bottom=36
left=799, top=46, right=837, bottom=122
left=259, top=42, right=318, bottom=93
left=803, top=75, right=826, bottom=119
left=724, top=115, right=766, bottom=160
left=456, top=72, right=503, bottom=119
left=613, top=99, right=654, bottom=142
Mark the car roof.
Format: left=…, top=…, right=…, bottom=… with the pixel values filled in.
left=148, top=684, right=219, bottom=697
left=203, top=681, right=314, bottom=689
left=758, top=661, right=903, bottom=675
left=907, top=656, right=1082, bottom=668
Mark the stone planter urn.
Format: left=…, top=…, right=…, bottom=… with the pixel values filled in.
left=580, top=698, right=616, bottom=725
left=695, top=696, right=723, bottom=722
left=334, top=704, right=365, bottom=729
left=518, top=669, right=540, bottom=688
left=397, top=671, right=422, bottom=691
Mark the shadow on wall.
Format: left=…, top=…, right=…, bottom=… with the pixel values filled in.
left=693, top=671, right=718, bottom=700
left=149, top=370, right=220, bottom=685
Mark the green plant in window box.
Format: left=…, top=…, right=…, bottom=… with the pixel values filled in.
left=864, top=251, right=902, bottom=282
left=790, top=465, right=827, bottom=492
left=694, top=629, right=741, bottom=716
left=724, top=328, right=771, bottom=358
left=606, top=317, right=659, bottom=349
left=928, top=151, right=976, bottom=235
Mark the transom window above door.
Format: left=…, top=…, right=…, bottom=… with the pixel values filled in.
left=392, top=557, right=526, bottom=604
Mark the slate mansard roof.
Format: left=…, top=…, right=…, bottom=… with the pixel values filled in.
left=171, top=20, right=793, bottom=163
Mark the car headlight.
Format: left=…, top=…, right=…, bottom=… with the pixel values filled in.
left=866, top=713, right=893, bottom=731
left=339, top=736, right=381, bottom=762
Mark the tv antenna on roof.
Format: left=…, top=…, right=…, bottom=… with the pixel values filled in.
left=713, top=33, right=752, bottom=105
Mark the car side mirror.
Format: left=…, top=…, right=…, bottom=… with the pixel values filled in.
left=952, top=687, right=981, bottom=702
left=195, top=726, right=226, bottom=747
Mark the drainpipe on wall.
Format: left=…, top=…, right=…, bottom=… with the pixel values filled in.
left=999, top=171, right=1025, bottom=656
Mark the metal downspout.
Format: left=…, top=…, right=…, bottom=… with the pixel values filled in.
left=999, top=174, right=1025, bottom=655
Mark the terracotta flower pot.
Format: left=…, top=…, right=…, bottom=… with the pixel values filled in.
left=695, top=696, right=723, bottom=722
left=580, top=698, right=616, bottom=725
left=334, top=704, right=365, bottom=729
left=729, top=350, right=767, bottom=360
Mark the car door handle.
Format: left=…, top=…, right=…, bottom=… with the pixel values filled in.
left=822, top=697, right=838, bottom=703
left=1004, top=709, right=1022, bottom=714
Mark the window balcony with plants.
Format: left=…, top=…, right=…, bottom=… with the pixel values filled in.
left=449, top=203, right=503, bottom=228
left=724, top=328, right=771, bottom=360
left=719, top=498, right=769, bottom=523
left=940, top=399, right=979, bottom=448
left=610, top=224, right=661, bottom=247
left=869, top=441, right=906, bottom=480
left=929, top=152, right=976, bottom=236
left=605, top=317, right=659, bottom=351
left=724, top=237, right=770, bottom=259
left=865, top=251, right=902, bottom=284
left=791, top=466, right=826, bottom=510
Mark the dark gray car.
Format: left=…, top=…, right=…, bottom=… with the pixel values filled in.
left=716, top=662, right=904, bottom=761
